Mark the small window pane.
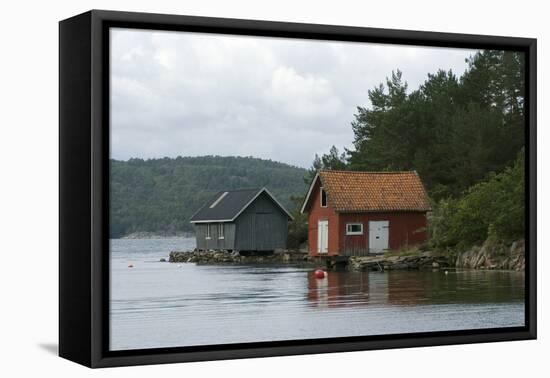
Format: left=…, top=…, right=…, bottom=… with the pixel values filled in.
left=321, top=188, right=327, bottom=207
left=346, top=223, right=363, bottom=235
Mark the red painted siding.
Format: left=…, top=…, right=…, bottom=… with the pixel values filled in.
left=338, top=212, right=427, bottom=254
left=306, top=180, right=428, bottom=256
left=306, top=180, right=340, bottom=256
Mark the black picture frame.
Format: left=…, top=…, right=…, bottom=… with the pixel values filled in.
left=59, top=9, right=537, bottom=368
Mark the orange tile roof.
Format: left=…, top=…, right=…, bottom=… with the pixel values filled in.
left=318, top=170, right=431, bottom=212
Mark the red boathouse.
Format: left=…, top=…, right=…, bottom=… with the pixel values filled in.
left=300, top=170, right=431, bottom=256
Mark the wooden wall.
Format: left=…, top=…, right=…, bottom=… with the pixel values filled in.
left=305, top=176, right=428, bottom=256
left=194, top=192, right=289, bottom=252
left=338, top=212, right=428, bottom=256
left=307, top=179, right=340, bottom=256
left=195, top=222, right=236, bottom=251
left=234, top=192, right=288, bottom=251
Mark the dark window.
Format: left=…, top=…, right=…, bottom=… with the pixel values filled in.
left=321, top=187, right=327, bottom=207
left=218, top=223, right=224, bottom=239
left=346, top=223, right=363, bottom=235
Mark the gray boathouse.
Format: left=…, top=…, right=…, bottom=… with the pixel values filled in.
left=190, top=188, right=293, bottom=253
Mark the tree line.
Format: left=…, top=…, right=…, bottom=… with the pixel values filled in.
left=110, top=156, right=308, bottom=238
left=290, top=50, right=525, bottom=249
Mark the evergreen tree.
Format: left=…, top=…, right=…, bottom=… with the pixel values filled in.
left=347, top=51, right=525, bottom=201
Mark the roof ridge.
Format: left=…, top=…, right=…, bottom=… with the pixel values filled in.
left=190, top=187, right=293, bottom=223
left=319, top=169, right=417, bottom=174
left=223, top=187, right=263, bottom=192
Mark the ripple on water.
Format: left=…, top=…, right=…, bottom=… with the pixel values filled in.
left=109, top=238, right=525, bottom=350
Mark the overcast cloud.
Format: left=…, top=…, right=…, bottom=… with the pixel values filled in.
left=111, top=28, right=479, bottom=168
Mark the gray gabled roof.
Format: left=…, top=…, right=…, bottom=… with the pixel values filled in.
left=189, top=187, right=293, bottom=223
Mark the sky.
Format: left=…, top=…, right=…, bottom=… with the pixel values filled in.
left=110, top=28, right=479, bottom=169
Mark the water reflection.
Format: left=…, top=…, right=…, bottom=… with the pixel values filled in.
left=307, top=270, right=525, bottom=308
left=110, top=239, right=525, bottom=350
left=307, top=270, right=379, bottom=308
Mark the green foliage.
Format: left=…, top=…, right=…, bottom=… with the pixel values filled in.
left=303, top=145, right=347, bottom=185
left=332, top=50, right=525, bottom=249
left=347, top=51, right=525, bottom=200
left=429, top=151, right=525, bottom=249
left=293, top=50, right=526, bottom=250
left=110, top=156, right=308, bottom=238
left=286, top=195, right=309, bottom=249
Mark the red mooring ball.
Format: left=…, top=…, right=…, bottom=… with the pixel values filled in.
left=314, top=269, right=326, bottom=279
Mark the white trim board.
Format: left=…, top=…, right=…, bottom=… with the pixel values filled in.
left=300, top=172, right=320, bottom=214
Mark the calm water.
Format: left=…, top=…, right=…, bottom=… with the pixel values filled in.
left=110, top=238, right=525, bottom=351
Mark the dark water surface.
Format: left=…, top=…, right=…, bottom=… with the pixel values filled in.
left=110, top=238, right=525, bottom=351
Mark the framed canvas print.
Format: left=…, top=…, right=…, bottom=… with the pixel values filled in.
left=59, top=10, right=536, bottom=368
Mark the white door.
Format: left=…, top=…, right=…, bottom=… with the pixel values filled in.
left=369, top=221, right=389, bottom=253
left=317, top=220, right=329, bottom=254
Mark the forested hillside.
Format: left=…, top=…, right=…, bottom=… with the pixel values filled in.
left=304, top=50, right=526, bottom=249
left=110, top=156, right=308, bottom=238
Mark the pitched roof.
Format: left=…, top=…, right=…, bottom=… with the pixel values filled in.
left=301, top=170, right=431, bottom=213
left=190, top=188, right=293, bottom=223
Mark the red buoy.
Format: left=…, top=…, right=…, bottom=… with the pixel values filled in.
left=314, top=269, right=326, bottom=279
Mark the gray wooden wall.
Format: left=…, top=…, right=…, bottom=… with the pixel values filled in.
left=194, top=222, right=236, bottom=250
left=234, top=192, right=288, bottom=251
left=193, top=192, right=289, bottom=252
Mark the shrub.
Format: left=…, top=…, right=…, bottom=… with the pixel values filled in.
left=430, top=150, right=524, bottom=249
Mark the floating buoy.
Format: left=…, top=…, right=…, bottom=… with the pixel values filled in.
left=128, top=264, right=134, bottom=268
left=314, top=269, right=326, bottom=279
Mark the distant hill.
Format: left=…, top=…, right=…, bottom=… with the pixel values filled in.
left=110, top=156, right=308, bottom=238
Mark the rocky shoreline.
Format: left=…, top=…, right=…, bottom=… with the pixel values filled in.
left=348, top=239, right=525, bottom=272
left=454, top=239, right=525, bottom=271
left=347, top=251, right=452, bottom=271
left=169, top=250, right=311, bottom=265
left=167, top=238, right=525, bottom=272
